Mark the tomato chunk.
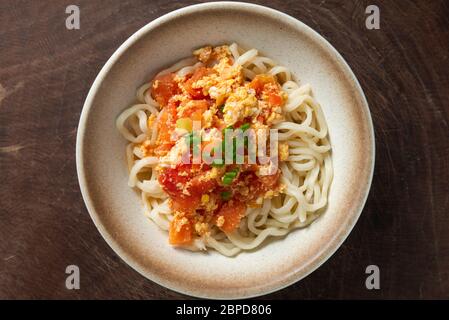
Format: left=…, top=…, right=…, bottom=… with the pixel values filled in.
left=154, top=99, right=178, bottom=156
left=216, top=200, right=246, bottom=234
left=268, top=92, right=283, bottom=106
left=250, top=74, right=284, bottom=106
left=171, top=196, right=201, bottom=215
left=184, top=67, right=212, bottom=99
left=158, top=163, right=215, bottom=216
left=249, top=74, right=276, bottom=95
left=158, top=166, right=190, bottom=197
left=189, top=173, right=217, bottom=196
left=169, top=215, right=192, bottom=245
left=151, top=73, right=179, bottom=106
left=179, top=99, right=210, bottom=123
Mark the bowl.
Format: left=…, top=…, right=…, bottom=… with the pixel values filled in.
left=76, top=1, right=375, bottom=299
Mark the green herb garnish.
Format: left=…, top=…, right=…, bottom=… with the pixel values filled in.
left=222, top=167, right=239, bottom=185
left=240, top=123, right=250, bottom=131
left=211, top=159, right=224, bottom=167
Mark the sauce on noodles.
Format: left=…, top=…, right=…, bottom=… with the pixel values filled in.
left=116, top=43, right=333, bottom=256
left=150, top=46, right=287, bottom=245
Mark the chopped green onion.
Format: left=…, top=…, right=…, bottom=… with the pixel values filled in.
left=211, top=159, right=224, bottom=167
left=222, top=176, right=234, bottom=185
left=240, top=123, right=250, bottom=131
left=222, top=125, right=234, bottom=136
left=233, top=138, right=237, bottom=161
left=222, top=168, right=239, bottom=185
left=218, top=104, right=225, bottom=112
left=221, top=127, right=241, bottom=163
left=226, top=171, right=237, bottom=179
left=220, top=191, right=232, bottom=200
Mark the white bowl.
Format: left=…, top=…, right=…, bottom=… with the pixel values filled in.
left=76, top=1, right=375, bottom=299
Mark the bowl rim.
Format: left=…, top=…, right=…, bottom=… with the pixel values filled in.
left=76, top=1, right=375, bottom=299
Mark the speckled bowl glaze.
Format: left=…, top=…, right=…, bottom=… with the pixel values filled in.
left=76, top=2, right=374, bottom=299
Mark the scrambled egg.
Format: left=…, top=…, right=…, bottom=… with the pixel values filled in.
left=216, top=216, right=225, bottom=228
left=150, top=45, right=292, bottom=242
left=202, top=109, right=214, bottom=128
left=194, top=222, right=210, bottom=236
left=279, top=142, right=289, bottom=161
left=159, top=137, right=189, bottom=168
left=193, top=45, right=231, bottom=64
left=193, top=57, right=243, bottom=106
left=223, top=86, right=258, bottom=126
left=199, top=167, right=224, bottom=182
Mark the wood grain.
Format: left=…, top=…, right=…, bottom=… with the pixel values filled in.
left=0, top=0, right=448, bottom=299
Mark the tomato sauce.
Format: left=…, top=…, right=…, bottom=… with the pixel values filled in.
left=149, top=48, right=286, bottom=245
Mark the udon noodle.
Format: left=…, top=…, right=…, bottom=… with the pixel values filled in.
left=116, top=43, right=333, bottom=256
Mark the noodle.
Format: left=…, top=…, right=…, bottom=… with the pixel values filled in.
left=116, top=43, right=333, bottom=256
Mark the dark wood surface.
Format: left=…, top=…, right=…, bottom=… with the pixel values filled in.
left=1, top=0, right=448, bottom=299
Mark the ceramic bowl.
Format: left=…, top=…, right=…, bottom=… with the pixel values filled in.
left=76, top=1, right=375, bottom=299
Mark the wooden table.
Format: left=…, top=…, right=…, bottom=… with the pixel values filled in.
left=1, top=0, right=448, bottom=299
